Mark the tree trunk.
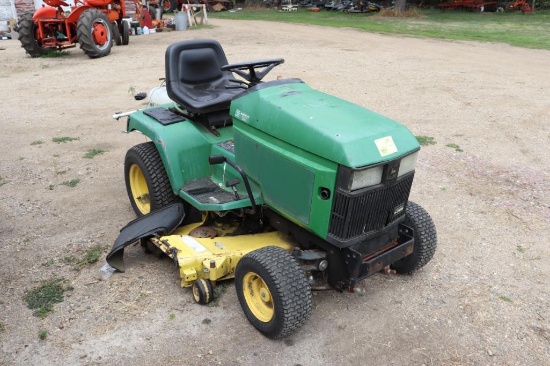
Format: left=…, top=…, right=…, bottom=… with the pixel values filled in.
left=394, top=0, right=407, bottom=13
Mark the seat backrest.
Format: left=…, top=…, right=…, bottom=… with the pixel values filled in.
left=165, top=40, right=237, bottom=112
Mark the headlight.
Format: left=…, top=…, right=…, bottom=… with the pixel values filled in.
left=350, top=165, right=384, bottom=190
left=398, top=152, right=418, bottom=177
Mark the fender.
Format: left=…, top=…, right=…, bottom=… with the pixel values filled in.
left=126, top=109, right=219, bottom=195
left=33, top=6, right=58, bottom=19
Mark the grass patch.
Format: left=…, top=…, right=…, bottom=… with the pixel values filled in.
left=0, top=176, right=8, bottom=187
left=61, top=179, right=80, bottom=188
left=415, top=135, right=436, bottom=146
left=446, top=143, right=463, bottom=152
left=498, top=295, right=513, bottom=303
left=208, top=282, right=232, bottom=307
left=38, top=329, right=48, bottom=340
left=64, top=245, right=105, bottom=270
left=23, top=278, right=72, bottom=318
left=52, top=136, right=79, bottom=143
left=31, top=140, right=44, bottom=145
left=516, top=245, right=526, bottom=253
left=40, top=50, right=70, bottom=58
left=169, top=313, right=176, bottom=320
left=0, top=321, right=6, bottom=332
left=84, top=148, right=107, bottom=159
left=209, top=9, right=550, bottom=50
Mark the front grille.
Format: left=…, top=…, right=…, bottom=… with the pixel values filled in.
left=328, top=174, right=414, bottom=242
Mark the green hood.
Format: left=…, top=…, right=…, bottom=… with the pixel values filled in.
left=230, top=81, right=419, bottom=167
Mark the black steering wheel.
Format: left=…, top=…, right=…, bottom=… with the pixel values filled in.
left=221, top=58, right=284, bottom=85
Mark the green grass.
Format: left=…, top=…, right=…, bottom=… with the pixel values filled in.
left=446, top=143, right=463, bottom=152
left=0, top=321, right=5, bottom=332
left=40, top=50, right=70, bottom=58
left=52, top=136, right=79, bottom=143
left=498, top=295, right=513, bottom=302
left=31, top=140, right=44, bottom=145
left=210, top=9, right=550, bottom=50
left=84, top=148, right=107, bottom=159
left=64, top=245, right=105, bottom=270
left=23, top=278, right=72, bottom=318
left=415, top=135, right=436, bottom=146
left=61, top=179, right=80, bottom=187
left=0, top=176, right=8, bottom=187
left=38, top=329, right=48, bottom=340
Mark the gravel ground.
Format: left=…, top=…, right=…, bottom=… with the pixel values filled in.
left=0, top=17, right=549, bottom=366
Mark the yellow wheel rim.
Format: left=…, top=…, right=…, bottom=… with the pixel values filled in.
left=129, top=164, right=150, bottom=214
left=243, top=272, right=274, bottom=323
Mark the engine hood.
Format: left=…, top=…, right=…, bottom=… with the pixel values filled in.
left=230, top=81, right=419, bottom=168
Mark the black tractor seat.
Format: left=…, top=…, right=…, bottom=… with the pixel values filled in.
left=165, top=39, right=245, bottom=128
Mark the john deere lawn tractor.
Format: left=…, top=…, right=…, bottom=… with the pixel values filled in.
left=107, top=39, right=437, bottom=338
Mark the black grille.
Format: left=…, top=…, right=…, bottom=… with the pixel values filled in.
left=328, top=174, right=414, bottom=242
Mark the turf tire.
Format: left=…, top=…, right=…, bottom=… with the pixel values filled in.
left=392, top=201, right=437, bottom=274
left=235, top=246, right=312, bottom=339
left=77, top=9, right=112, bottom=58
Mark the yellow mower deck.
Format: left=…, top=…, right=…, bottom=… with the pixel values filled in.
left=149, top=222, right=294, bottom=287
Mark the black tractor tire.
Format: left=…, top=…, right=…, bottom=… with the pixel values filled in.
left=112, top=22, right=122, bottom=46
left=235, top=246, right=312, bottom=339
left=392, top=201, right=437, bottom=274
left=192, top=279, right=213, bottom=305
left=140, top=238, right=165, bottom=257
left=17, top=15, right=52, bottom=57
left=77, top=9, right=112, bottom=58
left=124, top=142, right=180, bottom=217
left=121, top=20, right=130, bottom=45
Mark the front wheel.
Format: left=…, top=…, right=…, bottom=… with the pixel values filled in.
left=235, top=246, right=312, bottom=339
left=124, top=142, right=180, bottom=217
left=392, top=201, right=437, bottom=274
left=77, top=9, right=112, bottom=58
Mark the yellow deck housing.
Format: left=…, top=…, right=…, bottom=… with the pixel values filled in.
left=150, top=222, right=294, bottom=287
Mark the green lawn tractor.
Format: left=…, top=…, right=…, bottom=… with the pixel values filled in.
left=107, top=39, right=437, bottom=338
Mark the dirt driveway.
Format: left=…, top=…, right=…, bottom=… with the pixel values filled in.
left=1, top=18, right=549, bottom=365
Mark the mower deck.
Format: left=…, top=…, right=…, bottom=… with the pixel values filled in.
left=149, top=222, right=294, bottom=287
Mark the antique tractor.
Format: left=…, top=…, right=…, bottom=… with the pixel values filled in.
left=17, top=0, right=133, bottom=58
left=108, top=39, right=437, bottom=338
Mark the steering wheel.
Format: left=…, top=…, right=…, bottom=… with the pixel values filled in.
left=221, top=58, right=284, bottom=85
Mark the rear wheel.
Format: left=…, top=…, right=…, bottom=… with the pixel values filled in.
left=235, top=246, right=312, bottom=339
left=124, top=142, right=180, bottom=217
left=77, top=9, right=112, bottom=58
left=392, top=201, right=437, bottom=274
left=18, top=14, right=52, bottom=57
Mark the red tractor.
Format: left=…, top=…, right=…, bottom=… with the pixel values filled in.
left=17, top=0, right=134, bottom=58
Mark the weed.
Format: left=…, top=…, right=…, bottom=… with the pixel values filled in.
left=0, top=322, right=5, bottom=332
left=498, top=295, right=513, bottom=303
left=0, top=176, right=8, bottom=187
left=65, top=246, right=105, bottom=270
left=61, top=179, right=80, bottom=188
left=169, top=313, right=176, bottom=320
left=48, top=185, right=55, bottom=190
left=208, top=282, right=231, bottom=307
left=84, top=148, right=107, bottom=159
left=23, top=278, right=71, bottom=318
left=516, top=245, right=526, bottom=253
left=42, top=258, right=55, bottom=267
left=52, top=136, right=79, bottom=143
left=446, top=143, right=463, bottom=152
left=31, top=140, right=44, bottom=145
left=40, top=50, right=70, bottom=58
left=18, top=157, right=25, bottom=161
left=38, top=329, right=48, bottom=340
left=128, top=86, right=136, bottom=94
left=415, top=135, right=436, bottom=146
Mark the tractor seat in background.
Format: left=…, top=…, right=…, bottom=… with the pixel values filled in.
left=165, top=39, right=244, bottom=128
